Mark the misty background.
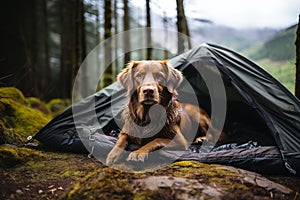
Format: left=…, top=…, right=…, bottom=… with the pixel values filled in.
left=0, top=0, right=299, bottom=100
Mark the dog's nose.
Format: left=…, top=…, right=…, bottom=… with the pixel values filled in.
left=142, top=86, right=155, bottom=95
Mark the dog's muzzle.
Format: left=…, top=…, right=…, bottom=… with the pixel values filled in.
left=141, top=85, right=158, bottom=105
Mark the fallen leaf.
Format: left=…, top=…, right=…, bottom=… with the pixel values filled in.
left=58, top=186, right=64, bottom=190
left=48, top=185, right=55, bottom=189
left=16, top=189, right=23, bottom=195
left=48, top=188, right=57, bottom=194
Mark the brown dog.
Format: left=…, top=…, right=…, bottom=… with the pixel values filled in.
left=106, top=60, right=219, bottom=165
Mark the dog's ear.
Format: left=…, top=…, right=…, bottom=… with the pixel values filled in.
left=117, top=61, right=138, bottom=91
left=162, top=60, right=183, bottom=94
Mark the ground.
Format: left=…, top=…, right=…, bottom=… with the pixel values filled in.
left=0, top=87, right=300, bottom=199
left=0, top=146, right=299, bottom=200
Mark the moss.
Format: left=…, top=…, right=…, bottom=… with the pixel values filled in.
left=61, top=161, right=250, bottom=199
left=46, top=98, right=70, bottom=117
left=14, top=152, right=97, bottom=183
left=0, top=87, right=51, bottom=145
left=0, top=144, right=44, bottom=168
left=27, top=97, right=50, bottom=114
left=169, top=160, right=199, bottom=168
left=97, top=73, right=115, bottom=91
left=133, top=188, right=175, bottom=200
left=0, top=87, right=26, bottom=102
left=61, top=169, right=84, bottom=178
left=0, top=122, right=23, bottom=144
left=61, top=167, right=134, bottom=200
left=0, top=151, right=101, bottom=200
left=1, top=150, right=298, bottom=200
left=38, top=159, right=286, bottom=199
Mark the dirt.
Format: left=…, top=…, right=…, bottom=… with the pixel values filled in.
left=1, top=147, right=300, bottom=200
left=0, top=150, right=98, bottom=200
left=1, top=87, right=300, bottom=199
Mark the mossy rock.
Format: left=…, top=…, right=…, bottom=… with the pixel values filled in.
left=60, top=167, right=134, bottom=200
left=0, top=123, right=22, bottom=144
left=0, top=87, right=51, bottom=145
left=97, top=73, right=115, bottom=91
left=0, top=87, right=26, bottom=102
left=60, top=161, right=293, bottom=200
left=47, top=98, right=70, bottom=117
left=0, top=144, right=44, bottom=168
left=27, top=97, right=51, bottom=115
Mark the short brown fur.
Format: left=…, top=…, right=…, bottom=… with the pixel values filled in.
left=106, top=60, right=221, bottom=165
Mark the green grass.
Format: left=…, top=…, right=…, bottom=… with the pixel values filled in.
left=256, top=59, right=296, bottom=93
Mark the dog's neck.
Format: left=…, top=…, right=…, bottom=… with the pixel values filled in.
left=129, top=96, right=175, bottom=126
left=122, top=92, right=180, bottom=141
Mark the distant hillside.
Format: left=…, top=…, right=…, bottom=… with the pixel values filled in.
left=138, top=9, right=297, bottom=93
left=148, top=12, right=278, bottom=53
left=243, top=25, right=297, bottom=93
left=246, top=25, right=297, bottom=61
left=189, top=23, right=277, bottom=52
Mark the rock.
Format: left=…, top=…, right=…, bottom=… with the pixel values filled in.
left=16, top=189, right=23, bottom=195
left=46, top=98, right=70, bottom=117
left=218, top=165, right=291, bottom=194
left=133, top=176, right=224, bottom=200
left=60, top=161, right=296, bottom=200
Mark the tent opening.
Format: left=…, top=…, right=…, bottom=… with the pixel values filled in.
left=178, top=60, right=276, bottom=147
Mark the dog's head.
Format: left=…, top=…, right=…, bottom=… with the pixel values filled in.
left=117, top=60, right=183, bottom=105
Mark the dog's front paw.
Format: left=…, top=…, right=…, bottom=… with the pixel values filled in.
left=106, top=147, right=125, bottom=166
left=193, top=136, right=207, bottom=144
left=126, top=151, right=148, bottom=162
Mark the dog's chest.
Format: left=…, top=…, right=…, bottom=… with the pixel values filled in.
left=128, top=127, right=175, bottom=145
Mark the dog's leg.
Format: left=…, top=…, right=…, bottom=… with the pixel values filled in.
left=106, top=132, right=128, bottom=166
left=126, top=138, right=172, bottom=162
left=127, top=127, right=188, bottom=162
left=182, top=104, right=222, bottom=144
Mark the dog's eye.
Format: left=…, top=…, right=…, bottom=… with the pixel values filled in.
left=155, top=73, right=165, bottom=82
left=135, top=72, right=144, bottom=83
left=136, top=72, right=142, bottom=78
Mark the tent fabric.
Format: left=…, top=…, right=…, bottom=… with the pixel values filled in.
left=170, top=43, right=300, bottom=158
left=32, top=43, right=300, bottom=175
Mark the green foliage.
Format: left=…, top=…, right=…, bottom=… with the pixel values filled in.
left=257, top=59, right=295, bottom=93
left=0, top=87, right=52, bottom=145
left=242, top=26, right=297, bottom=94
left=0, top=87, right=26, bottom=102
left=247, top=25, right=297, bottom=62
left=97, top=73, right=115, bottom=91
left=46, top=98, right=70, bottom=117
left=27, top=97, right=51, bottom=115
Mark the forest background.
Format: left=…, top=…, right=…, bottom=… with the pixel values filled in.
left=0, top=0, right=300, bottom=101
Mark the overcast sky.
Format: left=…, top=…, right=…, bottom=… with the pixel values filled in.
left=131, top=0, right=300, bottom=29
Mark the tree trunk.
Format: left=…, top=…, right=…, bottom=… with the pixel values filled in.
left=113, top=0, right=119, bottom=71
left=96, top=0, right=101, bottom=77
left=79, top=0, right=88, bottom=97
left=23, top=0, right=38, bottom=97
left=146, top=0, right=152, bottom=60
left=163, top=11, right=169, bottom=59
left=60, top=0, right=75, bottom=99
left=123, top=0, right=131, bottom=65
left=176, top=0, right=191, bottom=53
left=101, top=0, right=114, bottom=88
left=42, top=0, right=51, bottom=99
left=71, top=0, right=88, bottom=99
left=295, top=15, right=300, bottom=99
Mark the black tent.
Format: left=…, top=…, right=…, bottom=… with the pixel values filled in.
left=32, top=43, right=300, bottom=175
